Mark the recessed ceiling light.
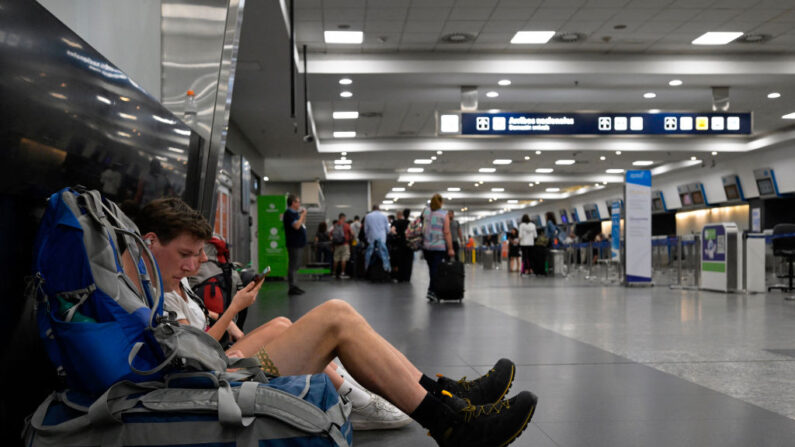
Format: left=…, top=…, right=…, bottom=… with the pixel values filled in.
left=555, top=159, right=575, bottom=165
left=341, top=152, right=347, bottom=155
left=643, top=92, right=656, bottom=99
left=263, top=176, right=269, bottom=181
left=606, top=168, right=624, bottom=174
left=524, top=156, right=530, bottom=160
left=507, top=200, right=518, bottom=204
left=437, top=150, right=443, bottom=155
left=333, top=111, right=359, bottom=119
left=341, top=155, right=347, bottom=160
left=431, top=156, right=437, bottom=160
left=339, top=78, right=353, bottom=85
left=474, top=183, right=479, bottom=186
left=594, top=183, right=600, bottom=187
left=511, top=31, right=556, bottom=44
left=768, top=92, right=781, bottom=99
left=648, top=109, right=660, bottom=114
left=600, top=156, right=606, bottom=160
left=407, top=167, right=424, bottom=173
left=603, top=181, right=608, bottom=185
left=440, top=114, right=459, bottom=133
left=333, top=131, right=356, bottom=138
left=615, top=151, right=622, bottom=155
left=491, top=188, right=504, bottom=192
left=447, top=187, right=460, bottom=192
left=324, top=31, right=363, bottom=44
left=414, top=159, right=432, bottom=164
left=408, top=181, right=414, bottom=186
left=535, top=150, right=542, bottom=155
left=488, top=109, right=500, bottom=113
left=340, top=91, right=353, bottom=98
left=669, top=79, right=683, bottom=86
left=486, top=91, right=499, bottom=98
left=632, top=160, right=654, bottom=166
left=334, top=159, right=352, bottom=165
left=493, top=159, right=512, bottom=165
left=690, top=156, right=697, bottom=160
left=382, top=200, right=393, bottom=204
left=392, top=187, right=405, bottom=192
left=498, top=79, right=511, bottom=86
left=335, top=165, right=352, bottom=170
left=479, top=167, right=496, bottom=173
left=711, top=151, right=718, bottom=156
left=782, top=112, right=795, bottom=119
left=546, top=187, right=560, bottom=192
left=529, top=183, right=534, bottom=187
left=535, top=168, right=553, bottom=173
left=692, top=31, right=743, bottom=45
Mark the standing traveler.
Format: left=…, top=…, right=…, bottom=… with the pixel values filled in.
left=519, top=214, right=537, bottom=276
left=331, top=213, right=352, bottom=279
left=507, top=227, right=521, bottom=272
left=283, top=194, right=307, bottom=296
left=422, top=194, right=454, bottom=300
left=391, top=208, right=413, bottom=282
left=314, top=222, right=332, bottom=265
left=364, top=205, right=391, bottom=272
left=545, top=212, right=560, bottom=246
left=448, top=210, right=463, bottom=262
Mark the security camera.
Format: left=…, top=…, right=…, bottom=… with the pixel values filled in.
left=303, top=134, right=315, bottom=143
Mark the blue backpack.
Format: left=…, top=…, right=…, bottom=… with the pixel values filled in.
left=31, top=187, right=173, bottom=394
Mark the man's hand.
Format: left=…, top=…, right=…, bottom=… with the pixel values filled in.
left=229, top=279, right=263, bottom=313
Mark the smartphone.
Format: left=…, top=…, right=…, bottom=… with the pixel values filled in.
left=251, top=266, right=271, bottom=285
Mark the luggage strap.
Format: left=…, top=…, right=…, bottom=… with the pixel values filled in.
left=29, top=377, right=351, bottom=447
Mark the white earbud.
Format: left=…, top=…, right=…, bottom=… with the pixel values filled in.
left=145, top=238, right=152, bottom=246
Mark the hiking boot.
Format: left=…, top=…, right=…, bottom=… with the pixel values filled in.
left=437, top=358, right=515, bottom=405
left=431, top=390, right=538, bottom=447
left=350, top=392, right=412, bottom=430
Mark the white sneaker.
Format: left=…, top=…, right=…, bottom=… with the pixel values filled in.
left=349, top=392, right=412, bottom=430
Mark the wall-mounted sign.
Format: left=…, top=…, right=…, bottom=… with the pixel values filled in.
left=459, top=112, right=751, bottom=136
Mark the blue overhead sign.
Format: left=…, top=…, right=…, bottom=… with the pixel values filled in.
left=460, top=112, right=751, bottom=135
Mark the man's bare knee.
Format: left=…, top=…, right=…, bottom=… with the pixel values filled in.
left=272, top=316, right=292, bottom=329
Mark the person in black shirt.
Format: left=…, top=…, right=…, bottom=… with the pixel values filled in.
left=390, top=208, right=413, bottom=282
left=283, top=194, right=307, bottom=296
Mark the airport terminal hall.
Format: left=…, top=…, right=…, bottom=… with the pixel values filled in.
left=5, top=0, right=795, bottom=446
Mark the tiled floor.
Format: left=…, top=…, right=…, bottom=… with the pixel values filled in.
left=247, top=259, right=795, bottom=447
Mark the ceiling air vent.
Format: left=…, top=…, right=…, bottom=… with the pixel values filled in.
left=736, top=33, right=772, bottom=44
left=441, top=33, right=475, bottom=44
left=552, top=32, right=585, bottom=43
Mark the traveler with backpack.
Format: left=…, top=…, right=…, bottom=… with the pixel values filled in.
left=422, top=194, right=455, bottom=301
left=330, top=213, right=352, bottom=279
left=134, top=197, right=539, bottom=446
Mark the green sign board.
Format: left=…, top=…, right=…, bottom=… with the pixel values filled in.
left=258, top=195, right=288, bottom=278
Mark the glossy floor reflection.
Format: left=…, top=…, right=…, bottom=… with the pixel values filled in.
left=246, top=258, right=795, bottom=447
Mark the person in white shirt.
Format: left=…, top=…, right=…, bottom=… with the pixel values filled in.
left=518, top=214, right=537, bottom=276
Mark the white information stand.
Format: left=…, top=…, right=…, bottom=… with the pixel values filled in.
left=624, top=170, right=652, bottom=284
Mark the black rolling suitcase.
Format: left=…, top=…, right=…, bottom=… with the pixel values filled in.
left=434, top=259, right=464, bottom=301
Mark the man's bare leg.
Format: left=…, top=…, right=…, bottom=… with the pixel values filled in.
left=230, top=299, right=426, bottom=412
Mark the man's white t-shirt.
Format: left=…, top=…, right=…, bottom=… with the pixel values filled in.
left=163, top=278, right=208, bottom=331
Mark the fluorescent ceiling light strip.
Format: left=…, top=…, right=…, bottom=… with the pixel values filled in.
left=335, top=165, right=351, bottom=170
left=333, top=111, right=359, bottom=119
left=479, top=168, right=496, bottom=173
left=692, top=32, right=743, bottom=45
left=414, top=159, right=432, bottom=164
left=334, top=159, right=352, bottom=164
left=333, top=131, right=356, bottom=138
left=324, top=31, right=363, bottom=44
left=493, top=159, right=512, bottom=165
left=535, top=168, right=553, bottom=173
left=555, top=160, right=575, bottom=165
left=447, top=187, right=460, bottom=191
left=511, top=31, right=555, bottom=44
left=606, top=168, right=625, bottom=173
left=632, top=160, right=654, bottom=166
left=407, top=167, right=424, bottom=173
